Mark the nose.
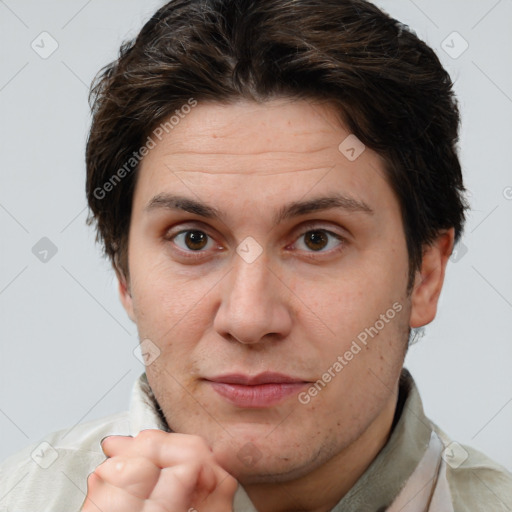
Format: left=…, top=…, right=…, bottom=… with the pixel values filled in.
left=213, top=251, right=293, bottom=345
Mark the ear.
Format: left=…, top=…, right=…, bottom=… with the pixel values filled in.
left=409, top=228, right=455, bottom=328
left=116, top=271, right=136, bottom=323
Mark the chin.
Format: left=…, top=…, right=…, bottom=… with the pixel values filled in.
left=212, top=438, right=318, bottom=484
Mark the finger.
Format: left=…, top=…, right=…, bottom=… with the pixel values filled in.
left=196, top=462, right=217, bottom=494
left=194, top=469, right=239, bottom=512
left=105, top=430, right=214, bottom=469
left=101, top=435, right=134, bottom=458
left=151, top=463, right=237, bottom=512
left=81, top=471, right=144, bottom=512
left=150, top=462, right=209, bottom=504
left=149, top=463, right=214, bottom=512
left=93, top=455, right=161, bottom=498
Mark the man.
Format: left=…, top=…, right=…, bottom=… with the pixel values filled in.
left=1, top=0, right=511, bottom=511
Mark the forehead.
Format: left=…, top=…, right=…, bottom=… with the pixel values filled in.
left=142, top=98, right=368, bottom=171
left=133, top=98, right=394, bottom=217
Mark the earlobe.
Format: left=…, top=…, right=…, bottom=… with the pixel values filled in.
left=409, top=229, right=455, bottom=329
left=117, top=272, right=136, bottom=323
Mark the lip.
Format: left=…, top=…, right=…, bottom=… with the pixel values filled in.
left=206, top=372, right=306, bottom=385
left=204, top=372, right=309, bottom=408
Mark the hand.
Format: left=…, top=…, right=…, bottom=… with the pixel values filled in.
left=81, top=429, right=238, bottom=512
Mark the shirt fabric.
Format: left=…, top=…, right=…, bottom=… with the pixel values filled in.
left=1, top=368, right=511, bottom=512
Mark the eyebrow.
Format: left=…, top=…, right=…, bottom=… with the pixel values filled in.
left=144, top=192, right=374, bottom=224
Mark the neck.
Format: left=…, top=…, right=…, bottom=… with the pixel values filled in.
left=241, top=388, right=400, bottom=512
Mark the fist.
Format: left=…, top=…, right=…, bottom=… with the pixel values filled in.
left=81, top=430, right=238, bottom=512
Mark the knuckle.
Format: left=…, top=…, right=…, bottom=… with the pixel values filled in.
left=94, top=455, right=123, bottom=480
left=172, top=461, right=203, bottom=484
left=223, top=474, right=239, bottom=494
left=135, top=429, right=162, bottom=450
left=177, top=445, right=211, bottom=465
left=86, top=470, right=101, bottom=491
left=180, top=434, right=212, bottom=454
left=135, top=429, right=154, bottom=443
left=86, top=471, right=95, bottom=487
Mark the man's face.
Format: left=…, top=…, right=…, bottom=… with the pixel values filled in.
left=121, top=98, right=413, bottom=482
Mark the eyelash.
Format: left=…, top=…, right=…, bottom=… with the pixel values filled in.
left=164, top=224, right=347, bottom=261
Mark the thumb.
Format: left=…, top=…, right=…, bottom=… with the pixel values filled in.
left=198, top=472, right=239, bottom=512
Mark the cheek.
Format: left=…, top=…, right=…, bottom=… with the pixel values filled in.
left=130, top=247, right=209, bottom=321
left=129, top=273, right=223, bottom=376
left=292, top=266, right=402, bottom=342
left=289, top=256, right=409, bottom=386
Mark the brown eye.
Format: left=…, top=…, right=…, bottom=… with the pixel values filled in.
left=184, top=231, right=208, bottom=250
left=293, top=228, right=344, bottom=255
left=304, top=231, right=329, bottom=251
left=172, top=230, right=212, bottom=251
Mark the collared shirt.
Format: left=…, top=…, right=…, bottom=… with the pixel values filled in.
left=1, top=369, right=511, bottom=511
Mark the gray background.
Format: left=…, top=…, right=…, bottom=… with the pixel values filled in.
left=1, top=0, right=511, bottom=471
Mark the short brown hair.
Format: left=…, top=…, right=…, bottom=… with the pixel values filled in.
left=86, top=0, right=468, bottom=289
